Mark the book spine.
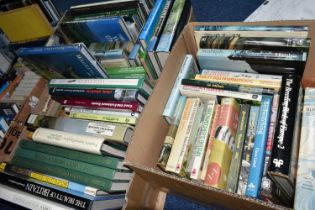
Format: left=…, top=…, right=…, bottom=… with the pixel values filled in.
left=68, top=112, right=137, bottom=125
left=10, top=156, right=118, bottom=193
left=156, top=0, right=186, bottom=52
left=196, top=73, right=281, bottom=90
left=237, top=106, right=260, bottom=195
left=60, top=98, right=142, bottom=112
left=31, top=128, right=104, bottom=155
left=269, top=74, right=301, bottom=177
left=246, top=95, right=272, bottom=198
left=157, top=96, right=186, bottom=170
left=294, top=88, right=315, bottom=210
left=193, top=25, right=309, bottom=32
left=0, top=171, right=91, bottom=210
left=49, top=87, right=141, bottom=102
left=226, top=104, right=250, bottom=193
left=163, top=54, right=199, bottom=123
left=189, top=100, right=215, bottom=180
left=180, top=84, right=262, bottom=102
left=19, top=140, right=125, bottom=171
left=64, top=106, right=140, bottom=118
left=165, top=98, right=201, bottom=173
left=204, top=98, right=240, bottom=189
left=0, top=183, right=73, bottom=210
left=139, top=0, right=167, bottom=48
left=200, top=104, right=221, bottom=180
left=14, top=147, right=124, bottom=181
left=259, top=94, right=280, bottom=201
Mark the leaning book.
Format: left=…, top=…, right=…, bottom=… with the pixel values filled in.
left=16, top=43, right=108, bottom=79
left=294, top=87, right=315, bottom=210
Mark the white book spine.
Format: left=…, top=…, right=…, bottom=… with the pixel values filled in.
left=190, top=100, right=215, bottom=180
left=0, top=183, right=74, bottom=210
left=180, top=85, right=262, bottom=102
left=49, top=78, right=139, bottom=87
left=32, top=128, right=104, bottom=155
left=162, top=55, right=198, bottom=123
left=64, top=106, right=140, bottom=118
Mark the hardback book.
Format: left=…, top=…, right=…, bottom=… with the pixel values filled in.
left=25, top=114, right=134, bottom=146
left=10, top=156, right=129, bottom=193
left=0, top=182, right=74, bottom=210
left=246, top=95, right=273, bottom=198
left=199, top=69, right=282, bottom=91
left=226, top=104, right=250, bottom=193
left=269, top=73, right=302, bottom=201
left=187, top=100, right=215, bottom=180
left=18, top=140, right=129, bottom=171
left=5, top=163, right=108, bottom=197
left=294, top=87, right=315, bottom=210
left=200, top=104, right=221, bottom=181
left=0, top=171, right=125, bottom=209
left=49, top=87, right=148, bottom=104
left=157, top=96, right=186, bottom=170
left=138, top=0, right=167, bottom=49
left=198, top=35, right=310, bottom=52
left=48, top=78, right=153, bottom=98
left=197, top=48, right=307, bottom=75
left=165, top=98, right=204, bottom=175
left=16, top=43, right=108, bottom=79
left=0, top=4, right=53, bottom=43
left=60, top=98, right=144, bottom=113
left=259, top=94, right=280, bottom=202
left=88, top=41, right=134, bottom=60
left=163, top=54, right=199, bottom=124
left=30, top=127, right=127, bottom=158
left=204, top=97, right=240, bottom=189
left=105, top=66, right=147, bottom=79
left=14, top=146, right=132, bottom=181
left=155, top=0, right=191, bottom=68
left=236, top=105, right=260, bottom=195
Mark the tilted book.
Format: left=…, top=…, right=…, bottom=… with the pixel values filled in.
left=16, top=43, right=108, bottom=79
left=163, top=54, right=199, bottom=124
left=294, top=88, right=315, bottom=210
left=246, top=95, right=273, bottom=198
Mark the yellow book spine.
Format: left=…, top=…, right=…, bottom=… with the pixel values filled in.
left=69, top=112, right=137, bottom=125
left=30, top=172, right=68, bottom=188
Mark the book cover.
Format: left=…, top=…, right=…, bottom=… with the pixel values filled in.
left=26, top=114, right=134, bottom=146
left=246, top=95, right=273, bottom=198
left=0, top=4, right=53, bottom=43
left=294, top=87, right=315, bottom=210
left=197, top=48, right=307, bottom=75
left=157, top=96, right=186, bottom=170
left=269, top=74, right=302, bottom=199
left=236, top=105, right=260, bottom=195
left=188, top=100, right=215, bottom=180
left=16, top=43, right=108, bottom=79
left=226, top=104, right=250, bottom=193
left=49, top=78, right=152, bottom=98
left=199, top=70, right=282, bottom=91
left=165, top=98, right=203, bottom=174
left=163, top=54, right=199, bottom=124
left=204, top=98, right=240, bottom=189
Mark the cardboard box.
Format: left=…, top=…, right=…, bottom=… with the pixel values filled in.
left=124, top=20, right=315, bottom=210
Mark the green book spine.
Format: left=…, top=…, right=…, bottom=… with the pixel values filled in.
left=14, top=147, right=123, bottom=181
left=226, top=104, right=250, bottom=193
left=10, top=156, right=122, bottom=193
left=19, top=140, right=126, bottom=171
left=106, top=66, right=146, bottom=75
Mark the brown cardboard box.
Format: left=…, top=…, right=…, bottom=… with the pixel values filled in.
left=124, top=20, right=315, bottom=210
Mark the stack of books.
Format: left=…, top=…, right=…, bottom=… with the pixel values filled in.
left=157, top=25, right=310, bottom=208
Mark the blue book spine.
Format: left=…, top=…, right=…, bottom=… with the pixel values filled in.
left=245, top=95, right=272, bottom=198
left=138, top=0, right=167, bottom=48
left=16, top=44, right=81, bottom=56
left=162, top=54, right=198, bottom=123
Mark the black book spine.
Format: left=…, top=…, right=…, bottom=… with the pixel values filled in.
left=0, top=171, right=92, bottom=210
left=270, top=73, right=301, bottom=175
